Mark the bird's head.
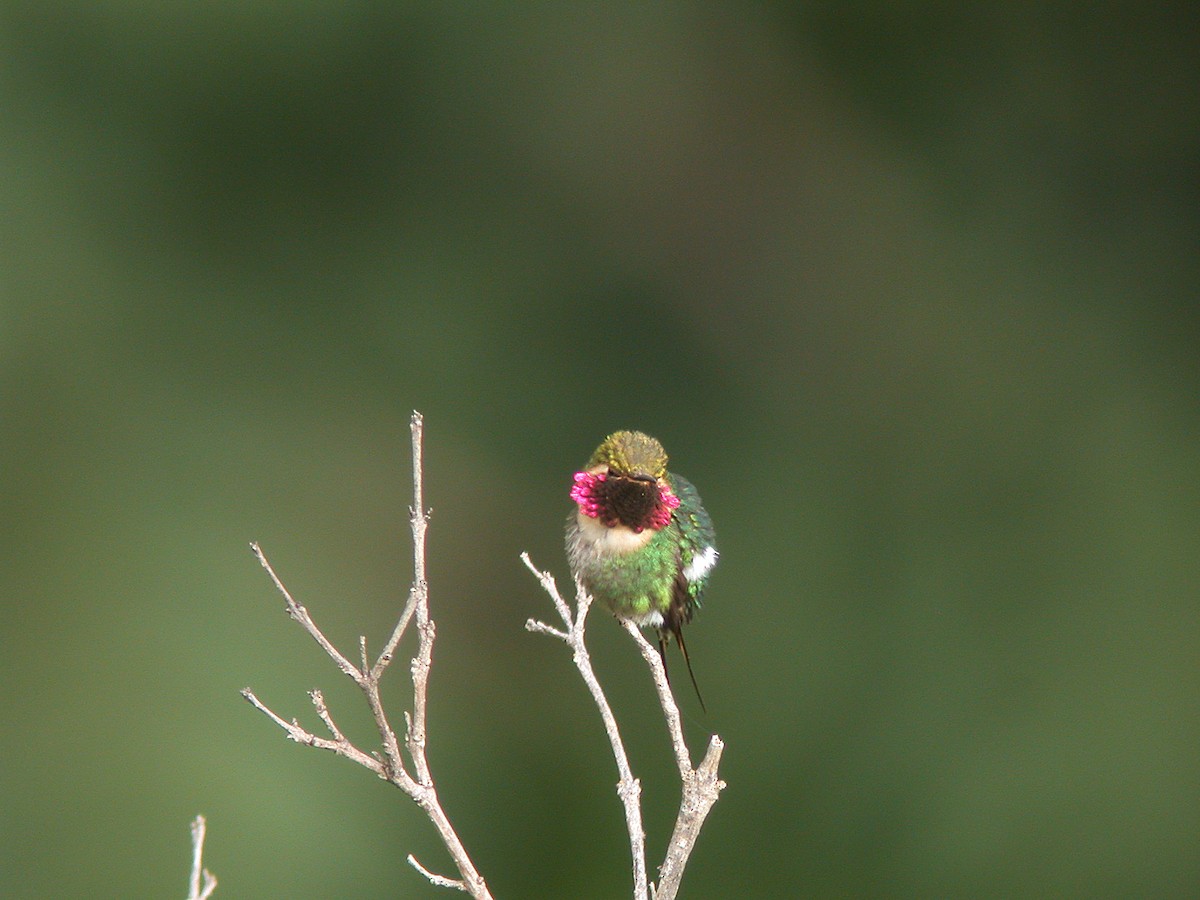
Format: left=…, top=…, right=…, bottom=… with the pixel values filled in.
left=571, top=431, right=679, bottom=532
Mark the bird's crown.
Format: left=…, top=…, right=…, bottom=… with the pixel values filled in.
left=587, top=430, right=669, bottom=478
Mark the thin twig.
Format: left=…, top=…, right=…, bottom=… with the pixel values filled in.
left=187, top=815, right=218, bottom=900
left=620, top=620, right=692, bottom=779
left=619, top=622, right=725, bottom=900
left=243, top=412, right=492, bottom=900
left=655, top=736, right=725, bottom=900
left=240, top=688, right=387, bottom=775
left=373, top=408, right=428, bottom=678
left=525, top=554, right=725, bottom=900
left=408, top=854, right=468, bottom=892
left=310, top=689, right=348, bottom=743
left=523, top=554, right=649, bottom=900
left=249, top=542, right=360, bottom=680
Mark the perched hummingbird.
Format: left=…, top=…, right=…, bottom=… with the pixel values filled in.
left=565, top=430, right=718, bottom=708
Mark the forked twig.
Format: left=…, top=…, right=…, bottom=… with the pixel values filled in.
left=524, top=555, right=725, bottom=900
left=242, top=412, right=491, bottom=899
left=523, top=555, right=649, bottom=898
left=240, top=413, right=720, bottom=899
left=186, top=814, right=218, bottom=900
left=618, top=620, right=726, bottom=900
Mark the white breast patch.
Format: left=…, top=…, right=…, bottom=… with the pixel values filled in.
left=577, top=511, right=656, bottom=555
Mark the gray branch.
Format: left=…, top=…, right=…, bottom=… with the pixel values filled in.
left=522, top=556, right=648, bottom=899
left=186, top=815, right=217, bottom=900
left=524, top=556, right=725, bottom=900
left=619, top=621, right=726, bottom=900
left=243, top=412, right=492, bottom=900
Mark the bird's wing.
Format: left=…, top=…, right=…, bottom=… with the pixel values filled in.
left=666, top=472, right=717, bottom=610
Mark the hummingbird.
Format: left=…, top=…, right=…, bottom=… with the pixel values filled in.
left=565, top=430, right=718, bottom=708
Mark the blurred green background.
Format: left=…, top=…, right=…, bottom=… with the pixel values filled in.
left=3, top=4, right=1198, bottom=898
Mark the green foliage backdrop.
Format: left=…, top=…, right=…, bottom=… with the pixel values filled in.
left=3, top=4, right=1197, bottom=897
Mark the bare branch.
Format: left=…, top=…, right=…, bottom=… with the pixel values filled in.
left=310, top=689, right=347, bottom=742
left=241, top=688, right=386, bottom=776
left=373, top=410, right=428, bottom=677
left=653, top=734, right=726, bottom=900
left=187, top=815, right=218, bottom=900
left=408, top=854, right=468, bottom=892
left=618, top=621, right=726, bottom=900
left=523, top=555, right=649, bottom=900
left=524, top=618, right=568, bottom=641
left=243, top=412, right=492, bottom=899
left=406, top=617, right=435, bottom=786
left=521, top=552, right=573, bottom=625
left=619, top=620, right=691, bottom=779
left=249, top=542, right=360, bottom=681
left=526, top=555, right=726, bottom=900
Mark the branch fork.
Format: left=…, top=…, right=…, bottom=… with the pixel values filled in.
left=186, top=814, right=218, bottom=900
left=242, top=412, right=723, bottom=900
left=242, top=413, right=492, bottom=899
left=523, top=555, right=725, bottom=900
